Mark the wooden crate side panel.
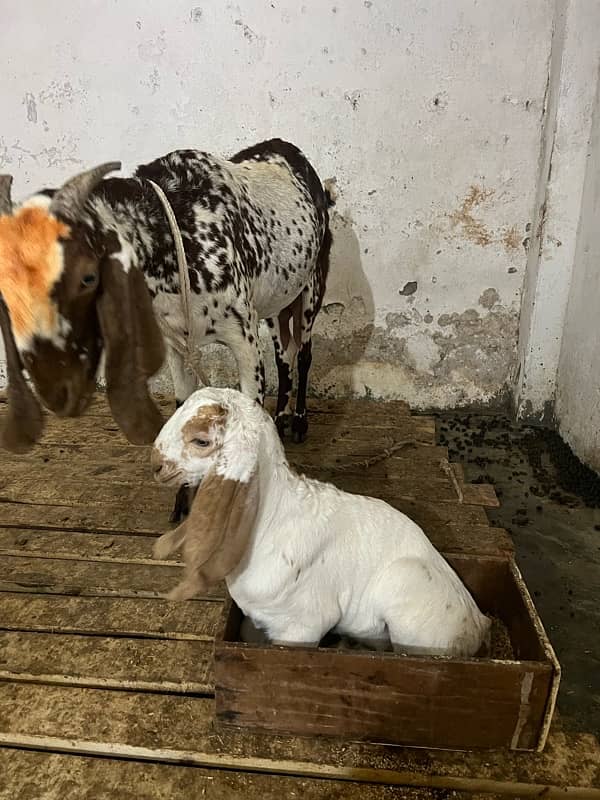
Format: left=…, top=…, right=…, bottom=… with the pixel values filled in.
left=215, top=645, right=552, bottom=750
left=444, top=556, right=547, bottom=662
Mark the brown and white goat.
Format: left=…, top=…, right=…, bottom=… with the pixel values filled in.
left=0, top=140, right=332, bottom=519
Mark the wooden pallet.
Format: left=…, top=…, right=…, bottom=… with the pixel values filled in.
left=0, top=395, right=598, bottom=799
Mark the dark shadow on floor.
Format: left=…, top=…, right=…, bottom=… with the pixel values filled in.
left=434, top=411, right=600, bottom=738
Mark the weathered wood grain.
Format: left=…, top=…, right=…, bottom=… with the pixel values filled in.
left=0, top=749, right=476, bottom=800
left=0, top=592, right=222, bottom=641
left=0, top=527, right=165, bottom=562
left=0, top=684, right=597, bottom=795
left=0, top=495, right=493, bottom=543
left=0, top=462, right=461, bottom=504
left=0, top=555, right=224, bottom=600
left=0, top=631, right=213, bottom=693
left=0, top=520, right=512, bottom=563
left=0, top=412, right=435, bottom=448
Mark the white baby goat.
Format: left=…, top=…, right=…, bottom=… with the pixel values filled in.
left=152, top=387, right=491, bottom=657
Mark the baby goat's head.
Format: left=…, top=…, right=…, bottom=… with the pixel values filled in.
left=152, top=387, right=263, bottom=489
left=0, top=166, right=165, bottom=453
left=152, top=388, right=264, bottom=601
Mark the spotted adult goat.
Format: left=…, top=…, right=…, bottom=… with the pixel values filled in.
left=152, top=387, right=491, bottom=656
left=0, top=139, right=332, bottom=519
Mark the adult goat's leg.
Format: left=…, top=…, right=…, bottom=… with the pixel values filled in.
left=293, top=339, right=312, bottom=443
left=291, top=285, right=318, bottom=443
left=291, top=227, right=331, bottom=443
left=229, top=312, right=266, bottom=404
left=166, top=346, right=199, bottom=522
left=268, top=306, right=298, bottom=438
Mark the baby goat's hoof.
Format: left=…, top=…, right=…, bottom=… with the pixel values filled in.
left=153, top=534, right=174, bottom=561
left=167, top=580, right=201, bottom=601
left=291, top=413, right=308, bottom=443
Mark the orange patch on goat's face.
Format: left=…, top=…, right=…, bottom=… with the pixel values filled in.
left=0, top=204, right=70, bottom=350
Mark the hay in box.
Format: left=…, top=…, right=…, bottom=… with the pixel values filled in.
left=214, top=554, right=560, bottom=752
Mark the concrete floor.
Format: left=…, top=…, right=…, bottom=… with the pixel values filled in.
left=435, top=411, right=600, bottom=738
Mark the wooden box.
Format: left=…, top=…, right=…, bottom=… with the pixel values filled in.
left=214, top=555, right=560, bottom=752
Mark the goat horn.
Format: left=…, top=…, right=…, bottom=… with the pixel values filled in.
left=0, top=175, right=13, bottom=216
left=49, top=161, right=121, bottom=219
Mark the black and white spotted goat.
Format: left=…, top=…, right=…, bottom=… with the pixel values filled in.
left=0, top=139, right=332, bottom=518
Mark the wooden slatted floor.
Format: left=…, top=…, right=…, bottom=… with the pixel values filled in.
left=0, top=395, right=598, bottom=799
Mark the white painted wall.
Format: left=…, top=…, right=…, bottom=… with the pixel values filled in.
left=515, top=0, right=600, bottom=422
left=0, top=0, right=554, bottom=406
left=555, top=66, right=600, bottom=470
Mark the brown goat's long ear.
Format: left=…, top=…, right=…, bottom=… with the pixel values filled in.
left=96, top=258, right=165, bottom=444
left=160, top=466, right=260, bottom=601
left=0, top=295, right=44, bottom=452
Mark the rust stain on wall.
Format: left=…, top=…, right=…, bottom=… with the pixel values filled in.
left=448, top=185, right=495, bottom=246
left=503, top=225, right=522, bottom=251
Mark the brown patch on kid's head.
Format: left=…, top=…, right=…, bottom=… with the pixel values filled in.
left=182, top=403, right=227, bottom=452
left=0, top=205, right=70, bottom=350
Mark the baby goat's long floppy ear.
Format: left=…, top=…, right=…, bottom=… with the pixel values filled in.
left=161, top=465, right=260, bottom=601
left=96, top=257, right=165, bottom=444
left=0, top=294, right=44, bottom=453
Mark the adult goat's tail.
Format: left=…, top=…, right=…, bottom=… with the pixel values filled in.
left=323, top=177, right=338, bottom=209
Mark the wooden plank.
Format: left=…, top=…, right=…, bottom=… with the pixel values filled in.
left=2, top=441, right=451, bottom=478
left=0, top=469, right=478, bottom=510
left=0, top=500, right=169, bottom=534
left=0, top=631, right=213, bottom=693
left=287, top=417, right=436, bottom=446
left=460, top=483, right=500, bottom=508
left=0, top=684, right=597, bottom=796
left=0, top=527, right=164, bottom=562
left=0, top=593, right=222, bottom=641
left=0, top=520, right=512, bottom=569
left=216, top=641, right=551, bottom=750
left=0, top=413, right=435, bottom=448
left=0, top=494, right=490, bottom=537
left=0, top=448, right=460, bottom=496
left=0, top=528, right=512, bottom=589
left=0, top=476, right=155, bottom=508
left=0, top=555, right=224, bottom=600
left=0, top=749, right=469, bottom=800
left=316, top=474, right=467, bottom=505
left=81, top=393, right=414, bottom=419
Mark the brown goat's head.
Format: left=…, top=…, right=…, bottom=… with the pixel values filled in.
left=0, top=164, right=165, bottom=453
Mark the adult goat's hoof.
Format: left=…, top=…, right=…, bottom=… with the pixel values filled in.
left=275, top=413, right=291, bottom=440
left=291, top=414, right=308, bottom=443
